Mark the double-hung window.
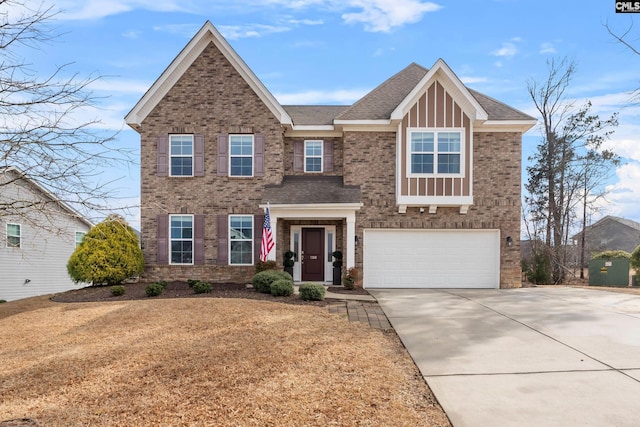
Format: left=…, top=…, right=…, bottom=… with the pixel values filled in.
left=409, top=129, right=463, bottom=176
left=7, top=223, right=20, bottom=248
left=304, top=140, right=323, bottom=172
left=75, top=231, right=85, bottom=247
left=229, top=135, right=254, bottom=177
left=170, top=135, right=194, bottom=176
left=229, top=215, right=253, bottom=265
left=170, top=215, right=193, bottom=264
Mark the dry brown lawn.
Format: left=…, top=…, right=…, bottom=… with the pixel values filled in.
left=0, top=296, right=451, bottom=426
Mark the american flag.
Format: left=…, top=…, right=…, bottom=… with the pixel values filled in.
left=260, top=205, right=274, bottom=262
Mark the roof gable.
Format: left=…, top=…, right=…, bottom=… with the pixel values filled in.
left=125, top=21, right=291, bottom=129
left=391, top=58, right=488, bottom=122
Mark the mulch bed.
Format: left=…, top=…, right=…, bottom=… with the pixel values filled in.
left=51, top=281, right=370, bottom=305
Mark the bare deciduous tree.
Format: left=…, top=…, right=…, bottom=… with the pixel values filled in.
left=525, top=58, right=618, bottom=284
left=0, top=0, right=133, bottom=231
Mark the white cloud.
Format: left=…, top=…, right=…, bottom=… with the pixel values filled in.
left=55, top=0, right=188, bottom=20
left=218, top=24, right=291, bottom=40
left=274, top=89, right=369, bottom=104
left=492, top=42, right=518, bottom=57
left=122, top=30, right=142, bottom=39
left=152, top=23, right=202, bottom=38
left=539, top=42, right=557, bottom=54
left=597, top=162, right=640, bottom=222
left=342, top=0, right=442, bottom=32
left=460, top=76, right=488, bottom=84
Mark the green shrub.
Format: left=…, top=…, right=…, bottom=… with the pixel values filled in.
left=270, top=279, right=294, bottom=297
left=299, top=283, right=325, bottom=301
left=632, top=245, right=640, bottom=272
left=156, top=280, right=168, bottom=289
left=145, top=283, right=164, bottom=297
left=252, top=270, right=293, bottom=294
left=592, top=250, right=632, bottom=260
left=110, top=285, right=126, bottom=296
left=255, top=260, right=278, bottom=273
left=0, top=299, right=6, bottom=304
left=193, top=281, right=212, bottom=294
left=187, top=279, right=199, bottom=288
left=67, top=214, right=144, bottom=286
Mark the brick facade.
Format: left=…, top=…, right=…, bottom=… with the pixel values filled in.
left=128, top=23, right=532, bottom=288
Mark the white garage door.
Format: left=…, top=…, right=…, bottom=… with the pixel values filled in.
left=364, top=229, right=500, bottom=289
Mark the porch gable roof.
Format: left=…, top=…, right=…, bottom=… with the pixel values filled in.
left=262, top=176, right=361, bottom=205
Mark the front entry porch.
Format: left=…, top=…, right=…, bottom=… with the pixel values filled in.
left=259, top=204, right=361, bottom=283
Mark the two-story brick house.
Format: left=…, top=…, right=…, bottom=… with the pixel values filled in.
left=126, top=21, right=536, bottom=289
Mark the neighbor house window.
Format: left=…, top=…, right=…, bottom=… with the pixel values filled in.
left=170, top=215, right=193, bottom=264
left=229, top=135, right=254, bottom=177
left=409, top=129, right=463, bottom=176
left=7, top=223, right=20, bottom=248
left=75, top=231, right=85, bottom=247
left=229, top=215, right=253, bottom=265
left=304, top=140, right=323, bottom=172
left=170, top=134, right=194, bottom=176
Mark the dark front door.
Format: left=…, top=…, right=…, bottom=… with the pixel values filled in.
left=302, top=228, right=324, bottom=281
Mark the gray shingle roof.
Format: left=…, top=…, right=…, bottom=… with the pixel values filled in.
left=262, top=176, right=361, bottom=205
left=280, top=62, right=535, bottom=125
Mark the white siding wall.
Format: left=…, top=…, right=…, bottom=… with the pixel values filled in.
left=0, top=175, right=91, bottom=301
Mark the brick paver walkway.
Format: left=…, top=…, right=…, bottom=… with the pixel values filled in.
left=327, top=301, right=392, bottom=329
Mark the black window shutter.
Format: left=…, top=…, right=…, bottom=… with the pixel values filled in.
left=254, top=215, right=264, bottom=262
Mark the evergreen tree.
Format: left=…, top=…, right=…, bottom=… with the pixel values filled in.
left=68, top=214, right=143, bottom=285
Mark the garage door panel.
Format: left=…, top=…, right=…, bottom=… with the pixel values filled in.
left=364, top=229, right=499, bottom=289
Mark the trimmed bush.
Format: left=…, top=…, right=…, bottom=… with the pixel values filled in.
left=145, top=283, right=164, bottom=297
left=252, top=270, right=293, bottom=294
left=299, top=283, right=325, bottom=301
left=156, top=280, right=168, bottom=289
left=0, top=299, right=6, bottom=304
left=187, top=279, right=199, bottom=288
left=110, top=285, right=126, bottom=296
left=67, top=214, right=144, bottom=286
left=255, top=261, right=278, bottom=273
left=193, top=281, right=212, bottom=294
left=632, top=245, right=640, bottom=272
left=270, top=279, right=294, bottom=297
left=592, top=250, right=631, bottom=260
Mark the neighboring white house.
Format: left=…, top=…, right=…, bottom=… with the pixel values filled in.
left=0, top=167, right=93, bottom=301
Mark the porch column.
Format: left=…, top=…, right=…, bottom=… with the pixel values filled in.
left=346, top=213, right=356, bottom=269
left=267, top=213, right=278, bottom=262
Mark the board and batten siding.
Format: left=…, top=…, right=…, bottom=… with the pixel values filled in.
left=0, top=176, right=91, bottom=302
left=400, top=80, right=472, bottom=199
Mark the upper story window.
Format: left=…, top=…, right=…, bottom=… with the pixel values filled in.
left=304, top=140, right=323, bottom=172
left=229, top=215, right=253, bottom=265
left=75, top=231, right=85, bottom=247
left=409, top=129, right=463, bottom=177
left=229, top=135, right=254, bottom=177
left=170, top=134, right=193, bottom=176
left=7, top=223, right=20, bottom=248
left=170, top=215, right=193, bottom=264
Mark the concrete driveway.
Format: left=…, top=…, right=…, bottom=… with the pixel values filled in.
left=369, top=287, right=640, bottom=427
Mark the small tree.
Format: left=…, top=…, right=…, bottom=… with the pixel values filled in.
left=630, top=246, right=640, bottom=273
left=67, top=214, right=143, bottom=286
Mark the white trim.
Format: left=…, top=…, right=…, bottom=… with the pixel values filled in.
left=0, top=167, right=94, bottom=229
left=304, top=140, right=323, bottom=173
left=406, top=127, right=465, bottom=178
left=169, top=134, right=194, bottom=177
left=229, top=134, right=255, bottom=178
left=333, top=119, right=392, bottom=126
left=475, top=120, right=537, bottom=133
left=75, top=230, right=86, bottom=247
left=169, top=214, right=194, bottom=265
left=391, top=58, right=488, bottom=122
left=6, top=223, right=21, bottom=248
left=397, top=195, right=473, bottom=205
left=125, top=21, right=292, bottom=128
left=228, top=214, right=254, bottom=266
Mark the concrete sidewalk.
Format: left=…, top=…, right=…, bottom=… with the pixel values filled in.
left=370, top=287, right=640, bottom=427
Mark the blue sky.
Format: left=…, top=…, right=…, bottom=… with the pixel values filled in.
left=17, top=0, right=640, bottom=230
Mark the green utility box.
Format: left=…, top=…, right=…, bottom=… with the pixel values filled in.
left=589, top=258, right=630, bottom=287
